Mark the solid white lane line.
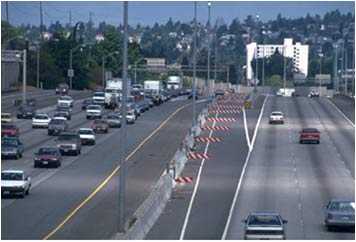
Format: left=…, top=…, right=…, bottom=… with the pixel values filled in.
left=179, top=102, right=219, bottom=240
left=250, top=96, right=269, bottom=150
left=222, top=95, right=268, bottom=240
left=326, top=98, right=355, bottom=127
left=242, top=108, right=251, bottom=150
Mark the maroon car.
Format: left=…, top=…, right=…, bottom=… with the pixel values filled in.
left=34, top=146, right=62, bottom=168
left=1, top=123, right=19, bottom=137
left=299, top=128, right=320, bottom=144
left=92, top=119, right=109, bottom=133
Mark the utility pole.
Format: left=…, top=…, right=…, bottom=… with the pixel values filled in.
left=22, top=50, right=27, bottom=104
left=353, top=44, right=355, bottom=95
left=207, top=2, right=211, bottom=97
left=37, top=1, right=43, bottom=89
left=345, top=46, right=348, bottom=94
left=69, top=10, right=72, bottom=28
left=6, top=1, right=9, bottom=41
left=283, top=46, right=286, bottom=92
left=333, top=44, right=338, bottom=93
left=118, top=1, right=128, bottom=233
left=192, top=1, right=197, bottom=126
left=255, top=15, right=259, bottom=92
left=214, top=33, right=217, bottom=87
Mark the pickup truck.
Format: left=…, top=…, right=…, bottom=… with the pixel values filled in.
left=55, top=132, right=82, bottom=155
left=299, top=128, right=320, bottom=144
left=1, top=170, right=31, bottom=198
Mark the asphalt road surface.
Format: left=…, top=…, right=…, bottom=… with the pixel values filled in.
left=147, top=95, right=354, bottom=240
left=1, top=94, right=208, bottom=239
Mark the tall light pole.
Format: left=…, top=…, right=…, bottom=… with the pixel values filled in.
left=102, top=51, right=119, bottom=87
left=69, top=44, right=84, bottom=90
left=192, top=1, right=197, bottom=126
left=118, top=1, right=128, bottom=233
left=4, top=35, right=25, bottom=50
left=134, top=58, right=146, bottom=84
left=333, top=44, right=338, bottom=93
left=344, top=45, right=348, bottom=95
left=319, top=50, right=323, bottom=96
left=262, top=27, right=266, bottom=88
left=207, top=1, right=211, bottom=97
left=254, top=14, right=259, bottom=93
left=283, top=45, right=286, bottom=93
left=22, top=50, right=27, bottom=104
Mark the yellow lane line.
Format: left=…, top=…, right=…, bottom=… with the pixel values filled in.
left=43, top=102, right=192, bottom=240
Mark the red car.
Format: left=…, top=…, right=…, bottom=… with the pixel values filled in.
left=34, top=146, right=62, bottom=168
left=299, top=128, right=320, bottom=144
left=1, top=123, right=19, bottom=137
left=92, top=119, right=109, bottom=133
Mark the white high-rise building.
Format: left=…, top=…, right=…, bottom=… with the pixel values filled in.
left=246, top=38, right=309, bottom=80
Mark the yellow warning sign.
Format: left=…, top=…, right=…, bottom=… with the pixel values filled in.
left=245, top=100, right=252, bottom=109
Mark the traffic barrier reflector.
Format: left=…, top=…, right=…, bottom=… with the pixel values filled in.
left=187, top=153, right=210, bottom=159
left=195, top=137, right=221, bottom=142
left=175, top=177, right=193, bottom=183
left=206, top=117, right=236, bottom=122
left=201, top=126, right=230, bottom=131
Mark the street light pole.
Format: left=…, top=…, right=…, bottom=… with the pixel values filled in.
left=255, top=14, right=259, bottom=93
left=69, top=49, right=73, bottom=90
left=192, top=1, right=197, bottom=126
left=319, top=51, right=323, bottom=96
left=283, top=45, right=286, bottom=92
left=36, top=45, right=40, bottom=89
left=22, top=49, right=27, bottom=104
left=262, top=28, right=266, bottom=87
left=118, top=1, right=128, bottom=233
left=207, top=1, right=211, bottom=97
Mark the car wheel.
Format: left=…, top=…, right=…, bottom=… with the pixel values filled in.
left=26, top=186, right=30, bottom=195
left=86, top=116, right=89, bottom=119
left=299, top=140, right=303, bottom=144
left=105, top=129, right=108, bottom=133
left=317, top=140, right=320, bottom=144
left=34, top=162, right=38, bottom=168
left=16, top=152, right=20, bottom=160
left=327, top=225, right=333, bottom=231
left=21, top=190, right=26, bottom=198
left=20, top=152, right=23, bottom=158
left=92, top=141, right=96, bottom=145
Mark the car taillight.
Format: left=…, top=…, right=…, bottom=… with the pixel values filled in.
left=327, top=213, right=333, bottom=219
left=275, top=230, right=284, bottom=235
left=246, top=230, right=254, bottom=235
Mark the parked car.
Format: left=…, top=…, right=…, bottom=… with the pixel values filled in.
left=48, top=118, right=69, bottom=136
left=106, top=114, right=121, bottom=128
left=55, top=132, right=82, bottom=155
left=242, top=212, right=288, bottom=240
left=81, top=98, right=95, bottom=110
left=86, top=105, right=102, bottom=119
left=1, top=137, right=24, bottom=159
left=55, top=83, right=69, bottom=95
left=1, top=123, right=19, bottom=137
left=57, top=95, right=74, bottom=107
left=1, top=113, right=14, bottom=123
left=215, top=89, right=225, bottom=97
left=92, top=119, right=109, bottom=133
left=32, top=113, right=51, bottom=128
left=269, top=111, right=284, bottom=124
left=299, top=128, right=320, bottom=144
left=1, top=170, right=31, bottom=198
left=309, top=90, right=320, bottom=98
left=324, top=198, right=355, bottom=231
left=16, top=105, right=35, bottom=119
left=78, top=128, right=96, bottom=145
left=34, top=146, right=62, bottom=168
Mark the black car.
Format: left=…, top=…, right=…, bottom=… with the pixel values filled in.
left=188, top=90, right=199, bottom=100
left=1, top=137, right=24, bottom=159
left=215, top=89, right=225, bottom=97
left=81, top=99, right=95, bottom=110
left=55, top=83, right=69, bottom=95
left=16, top=105, right=35, bottom=119
left=48, top=119, right=69, bottom=136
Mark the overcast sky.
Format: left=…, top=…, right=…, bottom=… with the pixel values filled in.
left=1, top=1, right=355, bottom=28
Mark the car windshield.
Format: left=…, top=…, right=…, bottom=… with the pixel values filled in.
left=38, top=148, right=58, bottom=155
left=79, top=130, right=93, bottom=135
left=94, top=120, right=105, bottom=124
left=248, top=215, right=281, bottom=226
left=2, top=114, right=11, bottom=118
left=1, top=172, right=23, bottom=181
left=58, top=134, right=77, bottom=141
left=94, top=92, right=104, bottom=97
left=2, top=124, right=16, bottom=129
left=56, top=107, right=69, bottom=111
left=107, top=115, right=119, bottom=119
left=88, top=106, right=100, bottom=110
left=303, top=128, right=318, bottom=133
left=329, top=202, right=355, bottom=211
left=59, top=96, right=71, bottom=101
left=50, top=119, right=64, bottom=125
left=271, top=112, right=282, bottom=116
left=35, top=115, right=49, bottom=119
left=20, top=106, right=33, bottom=112
left=1, top=138, right=18, bottom=146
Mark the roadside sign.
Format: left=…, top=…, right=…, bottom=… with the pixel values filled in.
left=67, top=69, right=74, bottom=77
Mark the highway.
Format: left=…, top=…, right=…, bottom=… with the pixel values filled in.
left=1, top=91, right=208, bottom=239
left=147, top=95, right=355, bottom=240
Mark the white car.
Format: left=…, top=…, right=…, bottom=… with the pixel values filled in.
left=309, top=90, right=319, bottom=98
left=32, top=113, right=51, bottom=128
left=78, top=128, right=96, bottom=145
left=58, top=96, right=74, bottom=107
left=86, top=105, right=102, bottom=119
left=120, top=110, right=136, bottom=124
left=1, top=170, right=31, bottom=198
left=92, top=92, right=105, bottom=105
left=269, top=111, right=284, bottom=124
left=52, top=116, right=68, bottom=121
left=276, top=91, right=284, bottom=97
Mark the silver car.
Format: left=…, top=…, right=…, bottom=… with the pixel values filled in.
left=324, top=199, right=355, bottom=231
left=242, top=212, right=287, bottom=240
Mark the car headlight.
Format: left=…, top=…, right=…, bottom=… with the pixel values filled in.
left=35, top=157, right=41, bottom=160
left=50, top=158, right=58, bottom=161
left=72, top=144, right=77, bottom=149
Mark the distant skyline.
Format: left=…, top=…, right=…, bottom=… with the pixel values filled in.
left=1, top=1, right=355, bottom=28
